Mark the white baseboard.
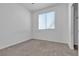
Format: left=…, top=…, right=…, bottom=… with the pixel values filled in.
left=32, top=38, right=68, bottom=44
left=0, top=38, right=69, bottom=50
left=0, top=38, right=31, bottom=50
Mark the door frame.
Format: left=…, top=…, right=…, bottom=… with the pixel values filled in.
left=68, top=3, right=74, bottom=50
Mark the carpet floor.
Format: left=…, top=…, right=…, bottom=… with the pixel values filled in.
left=0, top=39, right=78, bottom=56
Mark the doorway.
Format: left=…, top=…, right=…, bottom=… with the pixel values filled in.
left=72, top=3, right=78, bottom=49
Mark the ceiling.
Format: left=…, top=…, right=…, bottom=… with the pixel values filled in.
left=19, top=3, right=57, bottom=12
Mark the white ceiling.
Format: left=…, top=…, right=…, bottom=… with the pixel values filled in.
left=19, top=3, right=56, bottom=12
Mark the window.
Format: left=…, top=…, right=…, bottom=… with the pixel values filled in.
left=38, top=11, right=55, bottom=30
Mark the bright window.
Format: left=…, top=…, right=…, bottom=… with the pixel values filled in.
left=38, top=12, right=55, bottom=30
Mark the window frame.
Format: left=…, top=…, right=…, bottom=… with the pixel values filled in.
left=38, top=11, right=56, bottom=30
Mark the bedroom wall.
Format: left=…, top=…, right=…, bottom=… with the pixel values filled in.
left=0, top=4, right=31, bottom=49
left=32, top=4, right=69, bottom=44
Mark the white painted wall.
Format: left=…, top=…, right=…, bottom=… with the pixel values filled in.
left=0, top=4, right=31, bottom=49
left=78, top=3, right=79, bottom=56
left=32, top=4, right=69, bottom=44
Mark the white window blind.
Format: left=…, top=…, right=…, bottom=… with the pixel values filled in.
left=38, top=12, right=55, bottom=30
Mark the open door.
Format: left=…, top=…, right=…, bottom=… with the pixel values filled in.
left=73, top=3, right=78, bottom=49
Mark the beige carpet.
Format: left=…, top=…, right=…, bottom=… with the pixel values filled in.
left=0, top=39, right=78, bottom=56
